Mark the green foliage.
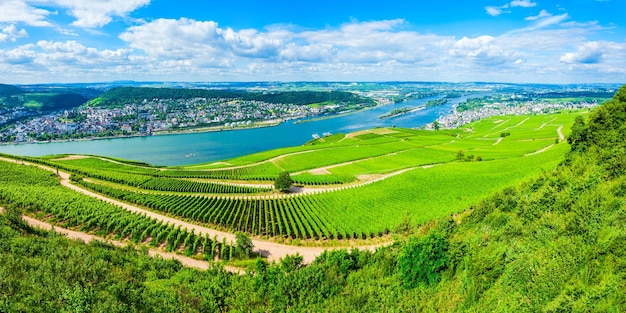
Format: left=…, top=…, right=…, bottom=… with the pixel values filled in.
left=234, top=232, right=253, bottom=258
left=398, top=231, right=450, bottom=288
left=87, top=87, right=373, bottom=108
left=0, top=84, right=24, bottom=97
left=274, top=172, right=293, bottom=193
left=568, top=115, right=589, bottom=152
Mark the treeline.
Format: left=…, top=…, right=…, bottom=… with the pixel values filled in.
left=0, top=89, right=88, bottom=111
left=533, top=90, right=615, bottom=99
left=0, top=84, right=24, bottom=97
left=88, top=87, right=374, bottom=107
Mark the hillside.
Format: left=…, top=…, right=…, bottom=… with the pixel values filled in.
left=0, top=85, right=624, bottom=311
left=0, top=84, right=24, bottom=97
left=0, top=83, right=89, bottom=111
left=86, top=86, right=374, bottom=108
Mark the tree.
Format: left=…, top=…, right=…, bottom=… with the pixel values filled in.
left=274, top=172, right=293, bottom=193
left=567, top=115, right=588, bottom=152
left=235, top=232, right=254, bottom=258
left=433, top=120, right=440, bottom=131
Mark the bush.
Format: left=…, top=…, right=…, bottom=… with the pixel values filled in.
left=397, top=231, right=450, bottom=288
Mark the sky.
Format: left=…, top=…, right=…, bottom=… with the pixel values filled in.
left=0, top=0, right=624, bottom=84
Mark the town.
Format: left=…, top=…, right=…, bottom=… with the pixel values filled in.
left=0, top=97, right=367, bottom=143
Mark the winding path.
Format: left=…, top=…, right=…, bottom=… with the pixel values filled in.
left=0, top=157, right=389, bottom=264
left=557, top=125, right=565, bottom=141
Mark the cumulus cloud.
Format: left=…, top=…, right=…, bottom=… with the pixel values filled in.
left=120, top=18, right=282, bottom=62
left=0, top=24, right=28, bottom=42
left=0, top=0, right=53, bottom=27
left=295, top=19, right=443, bottom=64
left=35, top=40, right=132, bottom=65
left=53, top=0, right=151, bottom=28
left=119, top=18, right=444, bottom=68
left=0, top=44, right=36, bottom=64
left=279, top=43, right=336, bottom=62
left=560, top=42, right=607, bottom=64
left=448, top=35, right=522, bottom=66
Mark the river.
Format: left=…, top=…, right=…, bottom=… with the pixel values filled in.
left=0, top=95, right=477, bottom=166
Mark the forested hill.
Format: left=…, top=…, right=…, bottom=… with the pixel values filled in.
left=0, top=84, right=25, bottom=97
left=0, top=84, right=89, bottom=111
left=86, top=86, right=374, bottom=107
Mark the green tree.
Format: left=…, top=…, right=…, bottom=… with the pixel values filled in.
left=274, top=171, right=293, bottom=193
left=567, top=115, right=589, bottom=152
left=235, top=232, right=254, bottom=258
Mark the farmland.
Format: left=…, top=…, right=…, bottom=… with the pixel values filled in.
left=0, top=110, right=585, bottom=244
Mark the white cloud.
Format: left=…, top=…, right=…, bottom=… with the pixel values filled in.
left=53, top=0, right=151, bottom=28
left=0, top=0, right=53, bottom=27
left=0, top=44, right=37, bottom=64
left=485, top=6, right=504, bottom=16
left=120, top=18, right=282, bottom=62
left=35, top=40, right=132, bottom=65
left=507, top=13, right=569, bottom=34
left=0, top=24, right=28, bottom=42
left=448, top=35, right=521, bottom=66
left=510, top=0, right=536, bottom=8
left=560, top=42, right=609, bottom=64
left=486, top=0, right=537, bottom=16
left=525, top=10, right=553, bottom=21
left=279, top=43, right=336, bottom=62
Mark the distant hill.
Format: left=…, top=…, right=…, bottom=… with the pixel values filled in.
left=0, top=84, right=25, bottom=97
left=86, top=86, right=374, bottom=108
left=0, top=83, right=89, bottom=111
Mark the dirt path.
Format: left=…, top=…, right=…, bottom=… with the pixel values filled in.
left=0, top=157, right=389, bottom=264
left=53, top=155, right=90, bottom=161
left=557, top=125, right=565, bottom=141
left=0, top=206, right=242, bottom=273
left=493, top=137, right=503, bottom=146
left=535, top=117, right=557, bottom=130
left=485, top=117, right=529, bottom=138
left=524, top=144, right=555, bottom=156
left=291, top=166, right=420, bottom=195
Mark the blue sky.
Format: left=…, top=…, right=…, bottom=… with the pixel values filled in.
left=0, top=0, right=624, bottom=84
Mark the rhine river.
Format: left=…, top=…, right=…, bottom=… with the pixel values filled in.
left=0, top=95, right=476, bottom=166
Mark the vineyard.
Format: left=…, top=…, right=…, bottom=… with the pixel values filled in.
left=74, top=141, right=570, bottom=240
left=0, top=111, right=584, bottom=242
left=139, top=177, right=272, bottom=194
left=0, top=160, right=246, bottom=261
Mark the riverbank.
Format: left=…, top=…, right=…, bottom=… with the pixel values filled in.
left=0, top=118, right=284, bottom=146
left=0, top=97, right=455, bottom=166
left=378, top=106, right=425, bottom=119
left=294, top=104, right=383, bottom=124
